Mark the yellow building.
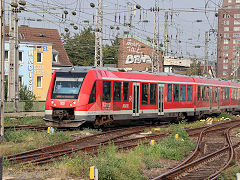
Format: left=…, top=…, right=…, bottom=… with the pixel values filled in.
left=32, top=44, right=52, bottom=101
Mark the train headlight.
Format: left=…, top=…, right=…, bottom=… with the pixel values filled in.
left=70, top=104, right=72, bottom=107
left=51, top=101, right=54, bottom=104
left=54, top=103, right=56, bottom=106
left=73, top=101, right=76, bottom=105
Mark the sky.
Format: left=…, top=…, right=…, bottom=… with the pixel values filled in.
left=5, top=0, right=222, bottom=61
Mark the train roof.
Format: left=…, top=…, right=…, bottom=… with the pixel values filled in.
left=56, top=66, right=240, bottom=87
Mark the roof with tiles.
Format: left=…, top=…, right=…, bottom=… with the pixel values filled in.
left=5, top=25, right=72, bottom=66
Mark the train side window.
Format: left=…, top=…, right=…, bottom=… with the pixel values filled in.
left=141, top=83, right=149, bottom=105
left=89, top=81, right=96, bottom=104
left=173, top=84, right=179, bottom=101
left=113, top=81, right=121, bottom=102
left=123, top=82, right=129, bottom=102
left=206, top=87, right=209, bottom=101
left=187, top=85, right=193, bottom=101
left=180, top=85, right=186, bottom=101
left=150, top=83, right=157, bottom=105
left=103, top=81, right=111, bottom=102
left=227, top=88, right=229, bottom=100
left=197, top=86, right=201, bottom=101
left=168, top=84, right=172, bottom=102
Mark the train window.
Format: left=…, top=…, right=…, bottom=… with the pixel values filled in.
left=168, top=84, right=172, bottom=102
left=103, top=81, right=111, bottom=102
left=89, top=81, right=96, bottom=104
left=150, top=84, right=157, bottom=105
left=180, top=85, right=186, bottom=101
left=113, top=81, right=121, bottom=102
left=187, top=85, right=193, bottom=101
left=197, top=86, right=201, bottom=101
left=173, top=84, right=179, bottom=101
left=141, top=83, right=149, bottom=105
left=123, top=82, right=129, bottom=102
left=227, top=88, right=230, bottom=100
left=206, top=87, right=209, bottom=101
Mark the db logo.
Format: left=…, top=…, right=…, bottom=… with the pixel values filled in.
left=60, top=101, right=65, bottom=105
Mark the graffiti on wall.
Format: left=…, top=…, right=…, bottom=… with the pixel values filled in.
left=125, top=40, right=152, bottom=64
left=28, top=50, right=33, bottom=92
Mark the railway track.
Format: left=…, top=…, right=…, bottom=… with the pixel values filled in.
left=152, top=119, right=240, bottom=180
left=5, top=125, right=47, bottom=131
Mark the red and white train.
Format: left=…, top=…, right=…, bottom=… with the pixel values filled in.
left=44, top=66, right=240, bottom=127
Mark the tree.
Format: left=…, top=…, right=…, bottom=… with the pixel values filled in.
left=186, top=59, right=203, bottom=76
left=62, top=27, right=119, bottom=66
left=19, top=86, right=35, bottom=111
left=62, top=27, right=95, bottom=66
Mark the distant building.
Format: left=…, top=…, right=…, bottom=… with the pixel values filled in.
left=117, top=34, right=163, bottom=71
left=4, top=26, right=72, bottom=100
left=217, top=0, right=240, bottom=78
left=163, top=56, right=192, bottom=74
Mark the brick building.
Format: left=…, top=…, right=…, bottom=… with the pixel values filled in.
left=217, top=0, right=240, bottom=78
left=117, top=34, right=162, bottom=71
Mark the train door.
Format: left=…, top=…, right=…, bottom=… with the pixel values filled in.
left=158, top=84, right=164, bottom=115
left=132, top=82, right=140, bottom=116
left=218, top=87, right=221, bottom=110
left=210, top=87, right=212, bottom=111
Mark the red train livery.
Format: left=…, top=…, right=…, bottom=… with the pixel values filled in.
left=44, top=66, right=240, bottom=127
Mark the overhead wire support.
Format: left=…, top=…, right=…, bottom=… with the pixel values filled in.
left=152, top=0, right=162, bottom=72
left=94, top=0, right=103, bottom=67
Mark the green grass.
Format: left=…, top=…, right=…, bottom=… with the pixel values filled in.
left=5, top=116, right=44, bottom=127
left=50, top=129, right=195, bottom=180
left=218, top=164, right=240, bottom=180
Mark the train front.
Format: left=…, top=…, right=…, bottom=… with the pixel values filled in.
left=44, top=67, right=88, bottom=127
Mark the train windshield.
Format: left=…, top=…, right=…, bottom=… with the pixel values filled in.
left=51, top=72, right=87, bottom=99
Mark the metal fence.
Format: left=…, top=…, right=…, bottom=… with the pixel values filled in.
left=4, top=101, right=45, bottom=113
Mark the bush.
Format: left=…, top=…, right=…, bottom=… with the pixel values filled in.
left=19, top=85, right=35, bottom=111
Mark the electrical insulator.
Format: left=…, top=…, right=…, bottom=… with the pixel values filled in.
left=136, top=4, right=141, bottom=9
left=72, top=11, right=76, bottom=15
left=142, top=20, right=149, bottom=23
left=70, top=23, right=74, bottom=26
left=10, top=2, right=18, bottom=8
left=65, top=28, right=69, bottom=32
left=64, top=10, right=68, bottom=15
left=215, top=13, right=218, bottom=17
left=19, top=0, right=26, bottom=6
left=90, top=3, right=95, bottom=8
left=110, top=26, right=114, bottom=29
left=73, top=26, right=78, bottom=30
left=19, top=7, right=24, bottom=11
left=116, top=27, right=120, bottom=30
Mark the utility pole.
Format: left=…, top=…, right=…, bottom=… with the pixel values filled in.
left=204, top=31, right=209, bottom=75
left=94, top=0, right=103, bottom=67
left=152, top=0, right=161, bottom=72
left=164, top=11, right=168, bottom=56
left=8, top=0, right=19, bottom=112
left=0, top=0, right=5, bottom=139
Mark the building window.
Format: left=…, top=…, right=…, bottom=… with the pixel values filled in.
left=234, top=14, right=240, bottom=18
left=224, top=33, right=229, bottom=38
left=224, top=20, right=229, bottom=25
left=19, top=51, right=23, bottom=63
left=236, top=5, right=240, bottom=8
left=234, top=27, right=240, bottom=31
left=223, top=14, right=230, bottom=18
left=223, top=58, right=229, bottom=63
left=37, top=52, right=42, bottom=63
left=4, top=51, right=8, bottom=61
left=52, top=52, right=58, bottom=63
left=103, top=81, right=111, bottom=102
left=237, top=0, right=240, bottom=3
left=223, top=53, right=228, bottom=57
left=223, top=65, right=228, bottom=69
left=224, top=39, right=229, bottom=44
left=223, top=71, right=227, bottom=76
left=228, top=0, right=231, bottom=3
left=234, top=20, right=240, bottom=25
left=223, top=46, right=229, bottom=50
left=233, top=51, right=239, bottom=56
left=113, top=81, right=121, bottom=102
left=224, top=27, right=229, bottom=31
left=141, top=83, right=149, bottom=105
left=37, top=76, right=42, bottom=88
left=233, top=33, right=240, bottom=38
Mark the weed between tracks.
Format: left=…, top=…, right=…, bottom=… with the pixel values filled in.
left=36, top=129, right=195, bottom=180
left=5, top=116, right=45, bottom=126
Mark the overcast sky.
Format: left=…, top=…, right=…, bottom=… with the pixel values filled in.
left=5, top=0, right=222, bottom=60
